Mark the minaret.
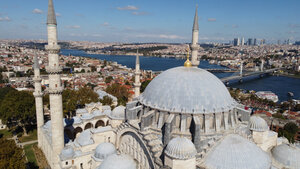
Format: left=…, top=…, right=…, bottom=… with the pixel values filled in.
left=33, top=53, right=44, bottom=148
left=45, top=0, right=64, bottom=167
left=134, top=50, right=141, bottom=97
left=190, top=5, right=200, bottom=67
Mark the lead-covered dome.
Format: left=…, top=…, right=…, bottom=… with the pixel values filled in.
left=272, top=144, right=300, bottom=169
left=97, top=154, right=137, bottom=169
left=94, top=142, right=117, bottom=160
left=249, top=115, right=269, bottom=132
left=203, top=134, right=271, bottom=169
left=139, top=67, right=236, bottom=114
left=165, top=137, right=197, bottom=160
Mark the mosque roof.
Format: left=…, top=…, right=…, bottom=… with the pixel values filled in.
left=110, top=106, right=126, bottom=119
left=97, top=154, right=137, bottom=169
left=94, top=142, right=117, bottom=160
left=249, top=115, right=269, bottom=132
left=165, top=137, right=197, bottom=160
left=75, top=129, right=94, bottom=146
left=139, top=67, right=236, bottom=114
left=81, top=113, right=94, bottom=120
left=203, top=134, right=271, bottom=169
left=60, top=146, right=75, bottom=160
left=271, top=143, right=300, bottom=169
left=76, top=108, right=88, bottom=114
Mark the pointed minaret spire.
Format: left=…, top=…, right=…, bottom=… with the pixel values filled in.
left=193, top=5, right=199, bottom=31
left=47, top=0, right=57, bottom=25
left=134, top=49, right=141, bottom=98
left=33, top=51, right=44, bottom=148
left=190, top=4, right=200, bottom=67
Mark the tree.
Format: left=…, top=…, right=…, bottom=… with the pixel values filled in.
left=62, top=87, right=99, bottom=116
left=62, top=89, right=78, bottom=116
left=77, top=87, right=99, bottom=106
left=106, top=83, right=130, bottom=106
left=140, top=80, right=151, bottom=93
left=100, top=95, right=113, bottom=106
left=0, top=138, right=26, bottom=169
left=0, top=90, right=35, bottom=134
left=278, top=122, right=299, bottom=143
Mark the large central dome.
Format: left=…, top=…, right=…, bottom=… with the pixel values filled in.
left=139, top=67, right=236, bottom=114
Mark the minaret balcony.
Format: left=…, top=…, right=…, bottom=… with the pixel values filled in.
left=134, top=82, right=141, bottom=87
left=33, top=91, right=43, bottom=97
left=46, top=66, right=63, bottom=74
left=45, top=45, right=60, bottom=53
left=47, top=86, right=64, bottom=94
left=135, top=71, right=141, bottom=75
left=190, top=44, right=200, bottom=50
left=33, top=77, right=42, bottom=82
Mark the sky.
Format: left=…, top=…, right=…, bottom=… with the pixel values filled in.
left=0, top=0, right=299, bottom=43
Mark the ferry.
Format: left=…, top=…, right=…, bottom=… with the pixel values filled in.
left=255, top=91, right=279, bottom=103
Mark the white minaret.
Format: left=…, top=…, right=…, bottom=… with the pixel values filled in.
left=33, top=53, right=44, bottom=148
left=134, top=50, right=141, bottom=97
left=191, top=5, right=200, bottom=67
left=45, top=0, right=64, bottom=167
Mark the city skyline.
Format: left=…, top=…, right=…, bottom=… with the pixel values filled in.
left=0, top=0, right=300, bottom=43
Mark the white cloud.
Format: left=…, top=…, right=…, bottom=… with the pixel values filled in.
left=66, top=25, right=81, bottom=29
left=101, top=22, right=109, bottom=26
left=207, top=18, right=216, bottom=22
left=232, top=24, right=239, bottom=28
left=56, top=13, right=61, bottom=17
left=0, top=16, right=11, bottom=21
left=117, top=5, right=138, bottom=11
left=32, top=8, right=43, bottom=14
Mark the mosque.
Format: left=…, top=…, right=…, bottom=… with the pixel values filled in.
left=33, top=0, right=300, bottom=169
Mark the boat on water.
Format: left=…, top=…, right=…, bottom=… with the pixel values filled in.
left=287, top=92, right=294, bottom=97
left=255, top=91, right=279, bottom=103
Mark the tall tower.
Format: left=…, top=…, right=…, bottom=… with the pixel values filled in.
left=33, top=54, right=44, bottom=148
left=134, top=50, right=141, bottom=97
left=45, top=0, right=64, bottom=167
left=190, top=5, right=200, bottom=67
left=241, top=37, right=245, bottom=46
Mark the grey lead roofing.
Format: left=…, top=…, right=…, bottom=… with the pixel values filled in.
left=193, top=5, right=199, bottom=31
left=47, top=0, right=57, bottom=25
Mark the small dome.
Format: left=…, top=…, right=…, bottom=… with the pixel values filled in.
left=97, top=154, right=137, bottom=169
left=94, top=142, right=117, bottom=160
left=249, top=115, right=269, bottom=132
left=60, top=146, right=74, bottom=160
left=111, top=106, right=126, bottom=119
left=75, top=129, right=94, bottom=146
left=139, top=67, right=236, bottom=114
left=272, top=144, right=300, bottom=169
left=203, top=134, right=271, bottom=169
left=165, top=137, right=197, bottom=160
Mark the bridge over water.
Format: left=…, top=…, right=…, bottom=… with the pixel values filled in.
left=220, top=68, right=281, bottom=84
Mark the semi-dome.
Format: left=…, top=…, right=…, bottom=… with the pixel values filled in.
left=165, top=137, right=197, bottom=160
left=249, top=115, right=269, bottom=132
left=272, top=144, right=300, bottom=169
left=94, top=142, right=117, bottom=160
left=97, top=154, right=137, bottom=169
left=139, top=67, right=236, bottom=114
left=203, top=134, right=271, bottom=169
left=110, top=106, right=125, bottom=119
left=60, top=146, right=75, bottom=160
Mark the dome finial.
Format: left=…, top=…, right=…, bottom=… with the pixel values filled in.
left=184, top=46, right=192, bottom=67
